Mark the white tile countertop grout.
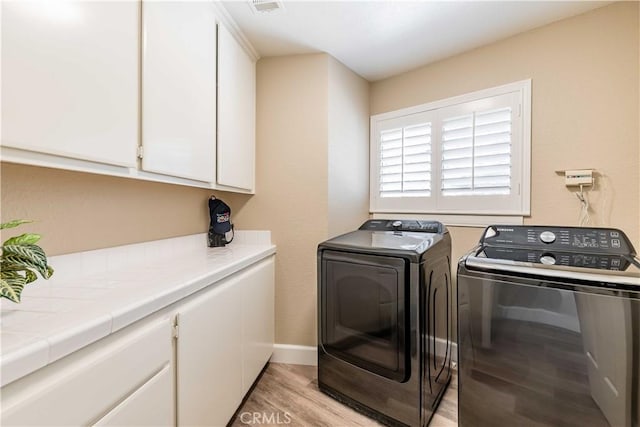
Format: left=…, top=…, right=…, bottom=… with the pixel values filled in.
left=0, top=231, right=275, bottom=387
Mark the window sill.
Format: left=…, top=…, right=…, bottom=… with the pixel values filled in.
left=370, top=212, right=525, bottom=228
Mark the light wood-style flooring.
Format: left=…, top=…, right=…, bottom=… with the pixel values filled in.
left=230, top=363, right=458, bottom=427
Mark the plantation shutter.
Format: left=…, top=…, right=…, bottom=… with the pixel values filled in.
left=441, top=107, right=512, bottom=197
left=379, top=122, right=432, bottom=198
left=370, top=80, right=529, bottom=216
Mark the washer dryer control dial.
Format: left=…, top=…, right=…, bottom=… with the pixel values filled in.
left=539, top=231, right=556, bottom=244
left=539, top=254, right=557, bottom=265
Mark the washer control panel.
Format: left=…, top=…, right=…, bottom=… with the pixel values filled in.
left=480, top=225, right=635, bottom=255
left=359, top=219, right=444, bottom=234
left=482, top=246, right=633, bottom=270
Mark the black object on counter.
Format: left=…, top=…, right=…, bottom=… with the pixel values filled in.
left=208, top=196, right=234, bottom=247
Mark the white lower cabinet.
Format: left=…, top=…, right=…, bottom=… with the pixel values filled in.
left=1, top=317, right=173, bottom=426
left=241, top=258, right=275, bottom=395
left=94, top=365, right=174, bottom=427
left=176, top=256, right=275, bottom=426
left=0, top=256, right=275, bottom=427
left=176, top=274, right=243, bottom=427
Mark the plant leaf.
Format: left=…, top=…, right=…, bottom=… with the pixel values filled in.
left=2, top=244, right=47, bottom=266
left=0, top=259, right=28, bottom=272
left=3, top=233, right=41, bottom=246
left=0, top=220, right=32, bottom=230
left=0, top=276, right=26, bottom=303
left=1, top=255, right=53, bottom=280
left=24, top=270, right=38, bottom=283
left=2, top=254, right=49, bottom=279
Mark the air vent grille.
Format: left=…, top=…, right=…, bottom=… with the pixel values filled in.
left=249, top=0, right=285, bottom=14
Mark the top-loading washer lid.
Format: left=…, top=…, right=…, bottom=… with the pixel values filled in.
left=370, top=231, right=433, bottom=252
left=323, top=230, right=434, bottom=251
left=318, top=228, right=446, bottom=262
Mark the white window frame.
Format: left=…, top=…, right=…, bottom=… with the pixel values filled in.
left=370, top=79, right=531, bottom=222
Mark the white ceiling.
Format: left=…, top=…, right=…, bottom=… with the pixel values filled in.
left=222, top=1, right=610, bottom=81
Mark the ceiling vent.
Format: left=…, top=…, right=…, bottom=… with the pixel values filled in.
left=249, top=0, right=285, bottom=15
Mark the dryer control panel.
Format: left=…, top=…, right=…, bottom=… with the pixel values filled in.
left=359, top=219, right=444, bottom=234
left=481, top=225, right=635, bottom=254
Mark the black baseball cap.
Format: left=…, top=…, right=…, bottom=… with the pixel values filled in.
left=209, top=198, right=232, bottom=234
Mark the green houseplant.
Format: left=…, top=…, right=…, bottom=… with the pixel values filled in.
left=0, top=220, right=54, bottom=303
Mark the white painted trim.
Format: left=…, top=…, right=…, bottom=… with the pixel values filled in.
left=520, top=79, right=532, bottom=216
left=212, top=2, right=260, bottom=61
left=371, top=79, right=532, bottom=121
left=271, top=340, right=457, bottom=366
left=1, top=147, right=257, bottom=193
left=438, top=337, right=458, bottom=363
left=271, top=344, right=317, bottom=366
left=372, top=213, right=524, bottom=227
left=370, top=79, right=532, bottom=221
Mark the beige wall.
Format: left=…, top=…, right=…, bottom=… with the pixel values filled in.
left=327, top=57, right=371, bottom=238
left=232, top=54, right=370, bottom=346
left=371, top=2, right=640, bottom=260
left=0, top=162, right=248, bottom=255
left=230, top=54, right=330, bottom=346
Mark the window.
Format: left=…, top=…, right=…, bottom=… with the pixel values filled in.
left=370, top=80, right=531, bottom=219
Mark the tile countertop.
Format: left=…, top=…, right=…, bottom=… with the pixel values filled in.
left=0, top=231, right=275, bottom=387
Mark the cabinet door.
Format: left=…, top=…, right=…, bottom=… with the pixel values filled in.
left=217, top=24, right=256, bottom=191
left=241, top=257, right=275, bottom=394
left=1, top=318, right=172, bottom=426
left=93, top=365, right=173, bottom=427
left=1, top=1, right=138, bottom=166
left=141, top=1, right=216, bottom=182
left=177, top=277, right=243, bottom=427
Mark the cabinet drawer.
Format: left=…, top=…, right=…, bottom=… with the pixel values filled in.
left=1, top=318, right=172, bottom=426
left=93, top=364, right=173, bottom=427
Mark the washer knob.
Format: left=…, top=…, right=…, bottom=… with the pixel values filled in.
left=540, top=254, right=557, bottom=265
left=392, top=220, right=403, bottom=228
left=539, top=231, right=556, bottom=244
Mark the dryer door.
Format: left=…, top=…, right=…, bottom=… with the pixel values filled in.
left=320, top=250, right=409, bottom=382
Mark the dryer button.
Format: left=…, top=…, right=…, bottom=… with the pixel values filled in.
left=539, top=231, right=556, bottom=244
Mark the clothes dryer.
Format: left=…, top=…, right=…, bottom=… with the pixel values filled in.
left=318, top=219, right=453, bottom=426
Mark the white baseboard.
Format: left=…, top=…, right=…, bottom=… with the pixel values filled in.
left=437, top=338, right=458, bottom=363
left=271, top=340, right=457, bottom=366
left=271, top=344, right=317, bottom=366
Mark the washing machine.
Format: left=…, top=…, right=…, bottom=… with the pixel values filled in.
left=457, top=225, right=640, bottom=427
left=317, top=219, right=452, bottom=427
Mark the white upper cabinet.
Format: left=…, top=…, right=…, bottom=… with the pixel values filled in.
left=2, top=1, right=257, bottom=192
left=141, top=1, right=217, bottom=183
left=1, top=1, right=139, bottom=167
left=217, top=24, right=256, bottom=192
